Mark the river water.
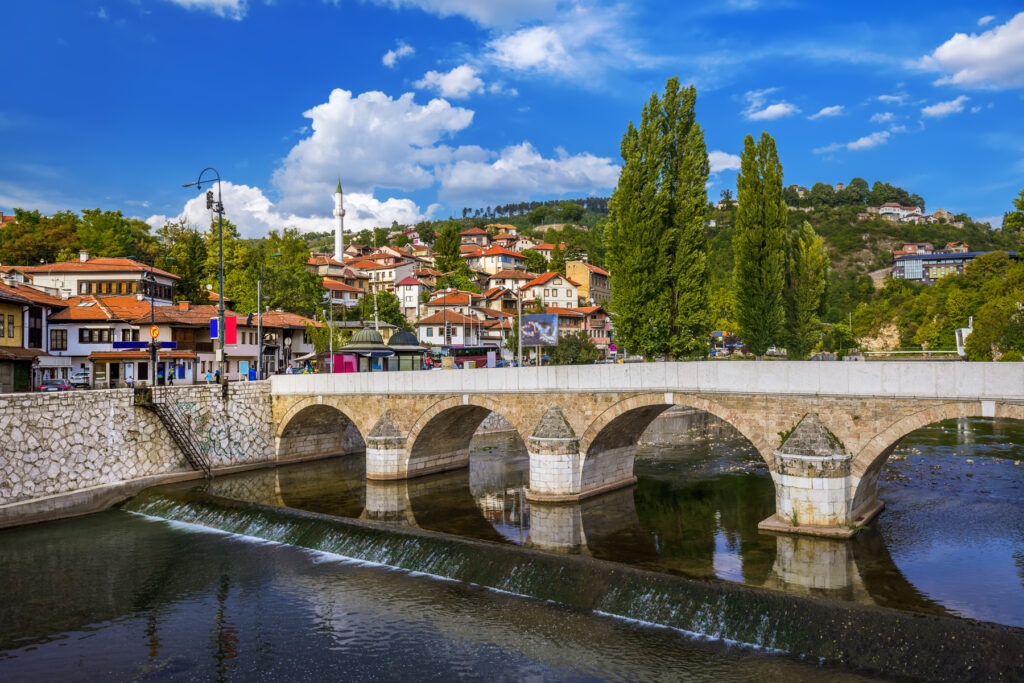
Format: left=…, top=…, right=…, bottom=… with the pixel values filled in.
left=1, top=415, right=1022, bottom=680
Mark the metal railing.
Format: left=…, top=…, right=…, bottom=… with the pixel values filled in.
left=133, top=387, right=212, bottom=475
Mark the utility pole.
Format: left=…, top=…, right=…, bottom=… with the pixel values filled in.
left=183, top=168, right=227, bottom=387
left=516, top=287, right=523, bottom=368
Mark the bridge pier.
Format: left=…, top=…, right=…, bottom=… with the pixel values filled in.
left=758, top=414, right=882, bottom=538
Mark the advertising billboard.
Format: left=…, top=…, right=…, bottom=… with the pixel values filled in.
left=520, top=314, right=559, bottom=347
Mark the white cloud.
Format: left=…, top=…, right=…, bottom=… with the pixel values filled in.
left=271, top=88, right=474, bottom=214
left=917, top=12, right=1024, bottom=88
left=382, top=42, right=414, bottom=68
left=151, top=182, right=429, bottom=239
left=978, top=15, right=995, bottom=27
left=97, top=6, right=109, bottom=20
left=876, top=93, right=908, bottom=104
left=808, top=105, right=843, bottom=120
left=437, top=142, right=619, bottom=204
left=976, top=215, right=1002, bottom=228
left=847, top=131, right=890, bottom=150
left=870, top=111, right=894, bottom=123
left=487, top=25, right=571, bottom=74
left=708, top=150, right=741, bottom=173
left=372, top=0, right=558, bottom=28
left=145, top=215, right=169, bottom=231
left=151, top=85, right=619, bottom=237
left=484, top=4, right=654, bottom=78
left=921, top=95, right=969, bottom=117
left=814, top=130, right=890, bottom=154
left=163, top=0, right=247, bottom=20
left=743, top=89, right=800, bottom=120
left=414, top=65, right=485, bottom=99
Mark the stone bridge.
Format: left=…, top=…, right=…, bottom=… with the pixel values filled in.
left=270, top=362, right=1024, bottom=537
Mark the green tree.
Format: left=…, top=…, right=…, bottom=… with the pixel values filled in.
left=557, top=202, right=585, bottom=223
left=373, top=227, right=389, bottom=247
left=355, top=228, right=373, bottom=246
left=605, top=77, right=711, bottom=359
left=357, top=290, right=411, bottom=331
left=527, top=206, right=552, bottom=225
left=304, top=312, right=351, bottom=354
left=434, top=221, right=462, bottom=273
left=203, top=218, right=253, bottom=308
left=733, top=132, right=788, bottom=357
left=1003, top=188, right=1024, bottom=234
left=156, top=219, right=209, bottom=304
left=259, top=228, right=323, bottom=316
left=435, top=271, right=479, bottom=293
left=416, top=221, right=435, bottom=245
left=78, top=208, right=159, bottom=261
left=548, top=243, right=567, bottom=275
left=523, top=249, right=547, bottom=273
left=0, top=209, right=80, bottom=264
left=550, top=331, right=600, bottom=365
left=783, top=222, right=828, bottom=359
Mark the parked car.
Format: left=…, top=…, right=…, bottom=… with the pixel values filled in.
left=38, top=379, right=71, bottom=392
left=69, top=371, right=91, bottom=388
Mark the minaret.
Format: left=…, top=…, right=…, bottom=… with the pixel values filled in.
left=333, top=178, right=345, bottom=261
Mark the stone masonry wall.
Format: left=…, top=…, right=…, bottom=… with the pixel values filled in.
left=0, top=383, right=274, bottom=506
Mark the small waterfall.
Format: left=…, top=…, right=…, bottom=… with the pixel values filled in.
left=122, top=488, right=1024, bottom=680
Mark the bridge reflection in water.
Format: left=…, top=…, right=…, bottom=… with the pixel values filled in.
left=186, top=411, right=1024, bottom=623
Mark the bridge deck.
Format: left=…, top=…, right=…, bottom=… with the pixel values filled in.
left=270, top=361, right=1024, bottom=402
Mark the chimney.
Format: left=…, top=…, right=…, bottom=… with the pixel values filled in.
left=79, top=249, right=89, bottom=263
left=178, top=301, right=190, bottom=311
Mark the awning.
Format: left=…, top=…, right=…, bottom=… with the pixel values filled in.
left=293, top=351, right=316, bottom=361
left=88, top=350, right=198, bottom=361
left=0, top=347, right=46, bottom=361
left=37, top=355, right=73, bottom=367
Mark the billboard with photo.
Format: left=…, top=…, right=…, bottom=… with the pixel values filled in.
left=520, top=314, right=559, bottom=347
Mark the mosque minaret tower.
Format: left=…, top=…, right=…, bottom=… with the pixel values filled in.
left=333, top=178, right=345, bottom=261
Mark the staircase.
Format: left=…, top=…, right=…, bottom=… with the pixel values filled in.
left=134, top=387, right=212, bottom=476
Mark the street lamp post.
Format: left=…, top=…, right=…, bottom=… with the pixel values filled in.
left=258, top=251, right=282, bottom=380
left=143, top=267, right=158, bottom=386
left=183, top=168, right=226, bottom=386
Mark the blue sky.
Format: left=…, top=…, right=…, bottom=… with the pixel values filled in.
left=1, top=0, right=1022, bottom=237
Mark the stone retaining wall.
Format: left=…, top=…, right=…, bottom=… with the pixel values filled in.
left=0, top=383, right=274, bottom=509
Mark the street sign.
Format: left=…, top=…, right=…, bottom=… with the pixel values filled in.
left=150, top=325, right=159, bottom=338
left=112, top=341, right=149, bottom=349
left=609, top=344, right=617, bottom=353
left=159, top=342, right=178, bottom=349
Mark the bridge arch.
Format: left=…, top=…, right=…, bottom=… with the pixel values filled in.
left=402, top=395, right=531, bottom=478
left=850, top=401, right=1024, bottom=514
left=275, top=397, right=368, bottom=461
left=576, top=393, right=771, bottom=498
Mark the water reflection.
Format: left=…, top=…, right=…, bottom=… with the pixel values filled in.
left=4, top=512, right=878, bottom=682
left=184, top=415, right=1024, bottom=628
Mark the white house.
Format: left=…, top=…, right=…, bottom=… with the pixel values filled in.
left=395, top=276, right=431, bottom=321
left=324, top=278, right=363, bottom=308
left=519, top=272, right=580, bottom=309
left=22, top=252, right=178, bottom=304
left=464, top=245, right=527, bottom=275
left=415, top=310, right=482, bottom=346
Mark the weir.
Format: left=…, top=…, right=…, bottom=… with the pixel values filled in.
left=121, top=486, right=1024, bottom=680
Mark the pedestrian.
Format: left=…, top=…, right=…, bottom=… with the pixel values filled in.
left=215, top=369, right=221, bottom=384
left=206, top=370, right=212, bottom=384
left=286, top=365, right=294, bottom=375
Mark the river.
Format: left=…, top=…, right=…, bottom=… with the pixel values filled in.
left=1, top=414, right=1022, bottom=680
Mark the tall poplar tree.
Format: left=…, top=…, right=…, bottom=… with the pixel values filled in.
left=784, top=221, right=828, bottom=359
left=733, top=132, right=787, bottom=358
left=434, top=222, right=462, bottom=273
left=605, top=77, right=711, bottom=358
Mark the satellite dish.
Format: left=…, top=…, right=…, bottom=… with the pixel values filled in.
left=206, top=284, right=213, bottom=290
